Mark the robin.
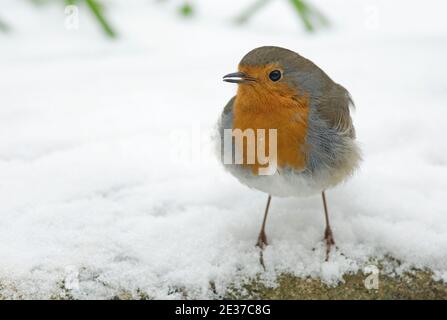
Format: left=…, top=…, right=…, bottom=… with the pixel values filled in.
left=218, top=46, right=361, bottom=261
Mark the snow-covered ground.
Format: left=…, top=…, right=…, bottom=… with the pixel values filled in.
left=1, top=0, right=447, bottom=299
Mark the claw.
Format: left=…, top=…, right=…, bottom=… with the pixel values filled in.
left=256, top=231, right=268, bottom=249
left=324, top=227, right=335, bottom=261
left=256, top=231, right=268, bottom=270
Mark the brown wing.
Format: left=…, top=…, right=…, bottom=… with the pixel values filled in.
left=316, top=84, right=356, bottom=139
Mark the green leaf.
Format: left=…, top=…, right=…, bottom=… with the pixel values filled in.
left=289, top=0, right=314, bottom=32
left=179, top=3, right=194, bottom=17
left=85, top=0, right=117, bottom=38
left=288, top=0, right=329, bottom=32
left=235, top=0, right=272, bottom=24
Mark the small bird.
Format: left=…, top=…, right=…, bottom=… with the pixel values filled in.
left=218, top=46, right=361, bottom=261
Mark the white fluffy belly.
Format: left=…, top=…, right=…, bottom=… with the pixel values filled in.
left=224, top=165, right=330, bottom=197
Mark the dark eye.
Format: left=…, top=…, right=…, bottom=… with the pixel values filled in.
left=268, top=70, right=282, bottom=82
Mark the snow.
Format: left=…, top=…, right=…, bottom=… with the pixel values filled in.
left=1, top=0, right=447, bottom=299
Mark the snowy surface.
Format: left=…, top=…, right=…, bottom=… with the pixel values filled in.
left=1, top=0, right=447, bottom=299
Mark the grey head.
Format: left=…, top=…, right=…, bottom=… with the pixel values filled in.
left=238, top=46, right=334, bottom=99
left=223, top=46, right=355, bottom=137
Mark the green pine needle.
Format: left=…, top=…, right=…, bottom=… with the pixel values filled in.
left=289, top=0, right=329, bottom=32
left=85, top=0, right=117, bottom=38
left=289, top=0, right=314, bottom=31
left=235, top=0, right=272, bottom=24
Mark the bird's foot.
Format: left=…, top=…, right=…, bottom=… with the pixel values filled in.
left=324, top=227, right=335, bottom=261
left=256, top=231, right=268, bottom=250
left=256, top=231, right=268, bottom=270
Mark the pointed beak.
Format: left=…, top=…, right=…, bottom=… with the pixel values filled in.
left=223, top=72, right=256, bottom=84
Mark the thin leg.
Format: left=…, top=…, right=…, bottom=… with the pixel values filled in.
left=256, top=195, right=271, bottom=249
left=322, top=191, right=335, bottom=261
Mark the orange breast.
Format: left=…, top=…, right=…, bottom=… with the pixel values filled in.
left=233, top=81, right=310, bottom=175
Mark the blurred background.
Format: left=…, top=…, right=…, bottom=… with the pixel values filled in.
left=1, top=0, right=447, bottom=299
left=2, top=0, right=446, bottom=162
